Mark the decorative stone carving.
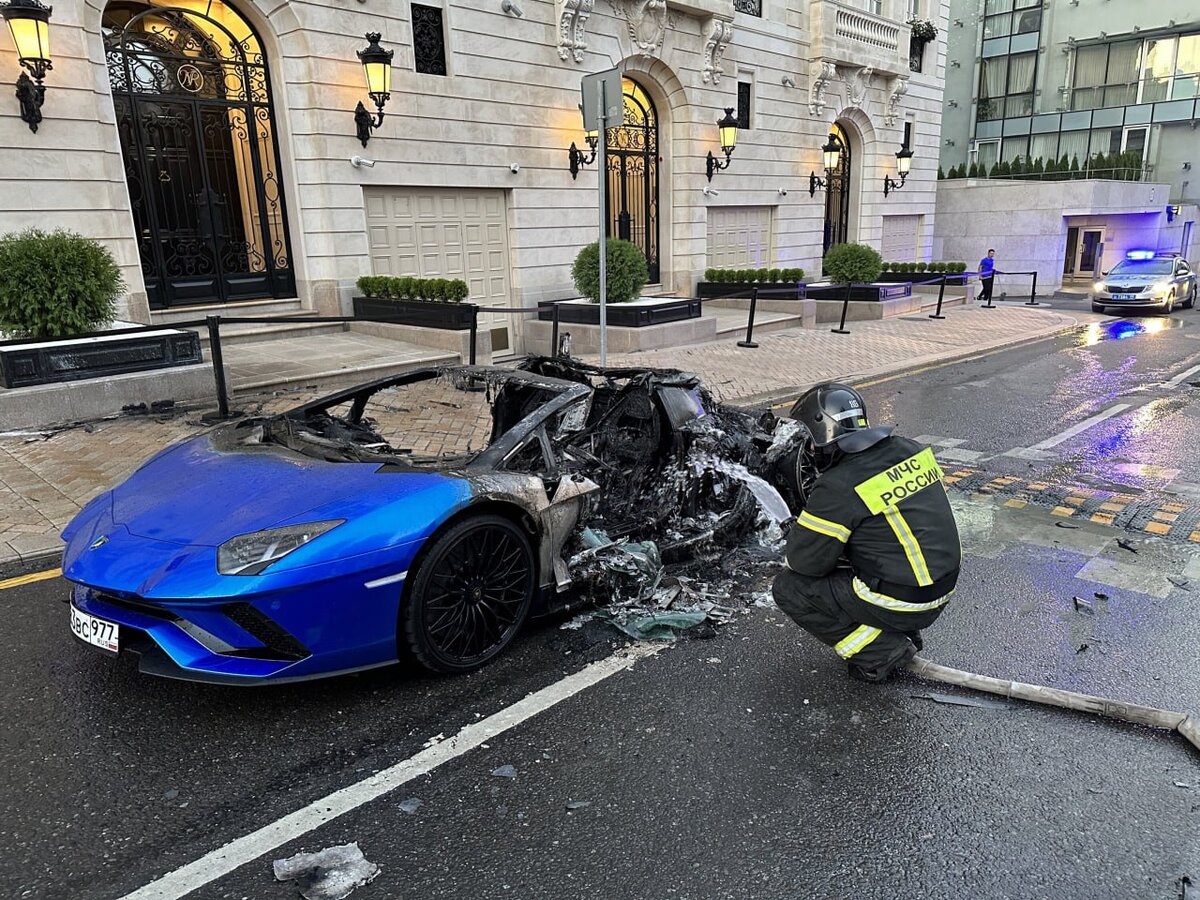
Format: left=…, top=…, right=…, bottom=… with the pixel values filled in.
left=885, top=75, right=909, bottom=126
left=609, top=0, right=676, bottom=57
left=702, top=17, right=733, bottom=84
left=846, top=65, right=874, bottom=108
left=808, top=59, right=837, bottom=116
left=557, top=0, right=595, bottom=64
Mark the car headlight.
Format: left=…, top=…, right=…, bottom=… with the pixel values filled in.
left=1151, top=281, right=1171, bottom=296
left=1093, top=281, right=1106, bottom=294
left=217, top=520, right=344, bottom=576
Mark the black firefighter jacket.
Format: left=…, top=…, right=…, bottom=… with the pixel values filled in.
left=785, top=434, right=962, bottom=613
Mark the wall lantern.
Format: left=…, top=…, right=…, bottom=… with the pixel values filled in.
left=808, top=132, right=844, bottom=196
left=706, top=107, right=738, bottom=181
left=354, top=32, right=393, bottom=147
left=2, top=0, right=52, bottom=133
left=568, top=105, right=599, bottom=180
left=884, top=145, right=914, bottom=196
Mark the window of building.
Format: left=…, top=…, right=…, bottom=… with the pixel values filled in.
left=982, top=0, right=1038, bottom=39
left=864, top=0, right=882, bottom=14
left=1057, top=131, right=1089, bottom=165
left=1173, top=35, right=1200, bottom=99
left=737, top=80, right=752, bottom=130
left=1030, top=133, right=1058, bottom=162
left=1001, top=135, right=1029, bottom=162
left=979, top=52, right=1036, bottom=121
left=412, top=3, right=448, bottom=75
left=907, top=0, right=921, bottom=16
left=1072, top=33, right=1200, bottom=111
left=1140, top=37, right=1175, bottom=102
left=733, top=0, right=762, bottom=14
left=976, top=140, right=1000, bottom=172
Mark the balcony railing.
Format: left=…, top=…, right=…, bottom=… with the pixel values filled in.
left=835, top=7, right=900, bottom=52
left=810, top=0, right=910, bottom=77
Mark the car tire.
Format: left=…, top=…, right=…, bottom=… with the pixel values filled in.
left=1091, top=302, right=1106, bottom=314
left=1186, top=286, right=1197, bottom=310
left=401, top=513, right=535, bottom=674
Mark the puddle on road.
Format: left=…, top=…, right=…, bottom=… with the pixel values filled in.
left=1078, top=317, right=1183, bottom=347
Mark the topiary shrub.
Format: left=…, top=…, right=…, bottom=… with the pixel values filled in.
left=447, top=279, right=470, bottom=302
left=705, top=268, right=719, bottom=283
left=937, top=165, right=945, bottom=180
left=756, top=268, right=770, bottom=283
left=572, top=238, right=648, bottom=304
left=356, top=275, right=386, bottom=297
left=0, top=228, right=123, bottom=339
left=823, top=243, right=883, bottom=286
left=768, top=268, right=781, bottom=282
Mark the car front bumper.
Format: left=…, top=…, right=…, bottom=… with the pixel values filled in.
left=1091, top=291, right=1169, bottom=308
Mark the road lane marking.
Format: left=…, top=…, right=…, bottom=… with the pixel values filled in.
left=0, top=568, right=61, bottom=591
left=1165, top=363, right=1200, bottom=388
left=118, top=641, right=666, bottom=900
left=1026, top=403, right=1133, bottom=451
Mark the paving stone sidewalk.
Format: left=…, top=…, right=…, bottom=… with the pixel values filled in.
left=0, top=303, right=1085, bottom=567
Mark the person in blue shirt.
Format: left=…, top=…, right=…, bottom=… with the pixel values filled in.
left=978, top=249, right=996, bottom=304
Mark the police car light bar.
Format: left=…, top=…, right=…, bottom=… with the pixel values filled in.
left=1126, top=250, right=1156, bottom=260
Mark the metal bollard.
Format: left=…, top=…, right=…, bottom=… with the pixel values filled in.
left=738, top=287, right=760, bottom=348
left=206, top=314, right=230, bottom=420
left=1025, top=271, right=1041, bottom=306
left=831, top=282, right=852, bottom=335
left=468, top=306, right=478, bottom=365
left=929, top=274, right=948, bottom=320
left=550, top=303, right=561, bottom=357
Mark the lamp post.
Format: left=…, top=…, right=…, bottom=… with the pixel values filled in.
left=354, top=32, right=393, bottom=147
left=568, top=105, right=599, bottom=179
left=706, top=107, right=738, bottom=181
left=2, top=0, right=52, bottom=132
left=884, top=145, right=914, bottom=196
left=809, top=132, right=844, bottom=196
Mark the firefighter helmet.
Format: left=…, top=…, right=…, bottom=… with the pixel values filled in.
left=789, top=382, right=872, bottom=447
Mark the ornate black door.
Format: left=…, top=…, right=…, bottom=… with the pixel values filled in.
left=605, top=78, right=660, bottom=284
left=104, top=0, right=294, bottom=308
left=823, top=123, right=851, bottom=254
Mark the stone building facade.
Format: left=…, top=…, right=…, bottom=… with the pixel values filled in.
left=0, top=0, right=948, bottom=354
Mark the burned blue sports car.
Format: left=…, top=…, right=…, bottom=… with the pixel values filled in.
left=63, top=358, right=810, bottom=684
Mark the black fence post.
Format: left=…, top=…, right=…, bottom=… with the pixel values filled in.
left=1025, top=271, right=1040, bottom=306
left=831, top=282, right=852, bottom=335
left=206, top=314, right=230, bottom=420
left=737, top=286, right=760, bottom=348
left=929, top=274, right=948, bottom=320
left=468, top=305, right=478, bottom=365
left=550, top=302, right=561, bottom=357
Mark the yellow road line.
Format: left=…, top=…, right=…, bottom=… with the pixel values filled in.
left=0, top=568, right=62, bottom=591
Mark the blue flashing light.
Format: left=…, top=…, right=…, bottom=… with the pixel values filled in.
left=1126, top=250, right=1156, bottom=260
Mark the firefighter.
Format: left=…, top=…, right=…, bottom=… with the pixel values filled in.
left=773, top=382, right=961, bottom=683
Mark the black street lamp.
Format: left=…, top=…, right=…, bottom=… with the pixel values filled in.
left=706, top=107, right=738, bottom=181
left=884, top=145, right=914, bottom=196
left=354, top=32, right=393, bottom=147
left=809, top=132, right=844, bottom=196
left=2, top=0, right=52, bottom=133
left=568, top=105, right=599, bottom=180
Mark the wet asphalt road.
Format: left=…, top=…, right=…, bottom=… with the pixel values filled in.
left=4, top=307, right=1200, bottom=900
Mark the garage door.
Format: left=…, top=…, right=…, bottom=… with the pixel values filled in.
left=364, top=188, right=514, bottom=353
left=707, top=206, right=773, bottom=269
left=881, top=214, right=920, bottom=262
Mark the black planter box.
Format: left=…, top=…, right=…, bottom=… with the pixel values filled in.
left=352, top=296, right=478, bottom=330
left=804, top=283, right=912, bottom=302
left=0, top=329, right=202, bottom=389
left=538, top=298, right=702, bottom=327
left=697, top=282, right=806, bottom=300
left=877, top=272, right=968, bottom=285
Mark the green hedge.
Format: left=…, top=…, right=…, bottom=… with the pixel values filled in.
left=880, top=260, right=968, bottom=274
left=823, top=243, right=883, bottom=285
left=356, top=275, right=471, bottom=302
left=0, top=229, right=123, bottom=339
left=703, top=266, right=806, bottom=284
left=572, top=238, right=648, bottom=304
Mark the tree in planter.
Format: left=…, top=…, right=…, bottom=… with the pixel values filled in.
left=0, top=229, right=123, bottom=340
left=823, top=242, right=883, bottom=335
left=572, top=238, right=649, bottom=304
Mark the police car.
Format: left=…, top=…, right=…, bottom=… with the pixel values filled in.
left=1091, top=251, right=1197, bottom=314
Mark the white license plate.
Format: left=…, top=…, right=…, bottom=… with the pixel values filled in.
left=1111, top=293, right=1136, bottom=300
left=70, top=605, right=119, bottom=653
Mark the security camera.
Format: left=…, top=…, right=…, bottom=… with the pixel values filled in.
left=501, top=0, right=524, bottom=15
left=778, top=187, right=788, bottom=196
left=509, top=163, right=521, bottom=174
left=350, top=155, right=375, bottom=168
left=702, top=185, right=720, bottom=197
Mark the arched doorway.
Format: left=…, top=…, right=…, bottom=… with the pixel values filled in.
left=103, top=0, right=295, bottom=308
left=605, top=78, right=659, bottom=283
left=823, top=122, right=851, bottom=253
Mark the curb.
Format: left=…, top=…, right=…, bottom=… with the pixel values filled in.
left=0, top=548, right=63, bottom=582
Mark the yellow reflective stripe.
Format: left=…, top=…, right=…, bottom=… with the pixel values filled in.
left=835, top=624, right=882, bottom=659
left=852, top=577, right=953, bottom=612
left=796, top=511, right=851, bottom=543
left=854, top=447, right=945, bottom=515
left=884, top=508, right=933, bottom=586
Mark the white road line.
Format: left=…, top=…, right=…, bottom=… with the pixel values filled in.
left=1165, top=363, right=1200, bottom=388
left=1026, top=403, right=1133, bottom=451
left=119, top=642, right=665, bottom=900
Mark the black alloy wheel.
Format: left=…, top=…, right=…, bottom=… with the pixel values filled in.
left=1185, top=285, right=1197, bottom=310
left=402, top=514, right=535, bottom=673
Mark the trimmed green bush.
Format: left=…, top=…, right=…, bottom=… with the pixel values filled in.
left=0, top=228, right=122, bottom=339
left=705, top=268, right=719, bottom=283
left=768, top=268, right=781, bottom=282
left=937, top=165, right=945, bottom=180
left=355, top=274, right=469, bottom=302
left=754, top=268, right=769, bottom=283
left=823, top=243, right=883, bottom=285
left=572, top=238, right=648, bottom=304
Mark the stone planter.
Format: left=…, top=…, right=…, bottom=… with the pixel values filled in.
left=0, top=327, right=202, bottom=389
left=538, top=297, right=702, bottom=328
left=352, top=296, right=478, bottom=330
left=803, top=283, right=912, bottom=302
left=696, top=282, right=806, bottom=300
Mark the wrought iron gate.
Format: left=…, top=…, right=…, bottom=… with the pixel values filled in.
left=104, top=1, right=294, bottom=308
left=605, top=79, right=660, bottom=284
left=823, top=123, right=851, bottom=254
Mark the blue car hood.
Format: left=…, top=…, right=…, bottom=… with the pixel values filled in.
left=110, top=434, right=462, bottom=546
